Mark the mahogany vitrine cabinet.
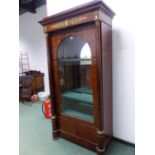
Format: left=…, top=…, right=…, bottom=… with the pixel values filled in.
left=40, top=0, right=115, bottom=154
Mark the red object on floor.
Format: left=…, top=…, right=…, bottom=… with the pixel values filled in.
left=42, top=99, right=52, bottom=119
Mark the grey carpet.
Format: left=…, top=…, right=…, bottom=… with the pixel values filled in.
left=19, top=102, right=135, bottom=155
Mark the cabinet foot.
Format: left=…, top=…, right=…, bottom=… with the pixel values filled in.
left=52, top=130, right=59, bottom=140
left=96, top=146, right=105, bottom=155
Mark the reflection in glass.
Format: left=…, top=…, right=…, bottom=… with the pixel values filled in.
left=58, top=36, right=93, bottom=122
left=80, top=43, right=91, bottom=59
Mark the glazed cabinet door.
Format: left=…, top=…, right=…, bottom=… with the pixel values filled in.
left=50, top=24, right=99, bottom=126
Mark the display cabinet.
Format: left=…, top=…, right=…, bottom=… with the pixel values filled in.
left=40, top=0, right=115, bottom=154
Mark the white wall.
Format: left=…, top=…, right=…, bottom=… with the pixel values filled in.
left=19, top=5, right=50, bottom=94
left=47, top=0, right=135, bottom=143
left=109, top=0, right=135, bottom=144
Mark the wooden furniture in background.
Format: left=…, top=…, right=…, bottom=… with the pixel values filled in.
left=19, top=75, right=33, bottom=101
left=25, top=70, right=45, bottom=93
left=40, top=0, right=115, bottom=154
left=19, top=70, right=44, bottom=101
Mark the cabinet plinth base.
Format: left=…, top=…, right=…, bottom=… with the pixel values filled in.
left=52, top=131, right=59, bottom=140
left=52, top=129, right=112, bottom=155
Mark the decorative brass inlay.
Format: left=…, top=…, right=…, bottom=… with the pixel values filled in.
left=96, top=146, right=105, bottom=152
left=44, top=33, right=48, bottom=37
left=52, top=130, right=59, bottom=133
left=64, top=20, right=68, bottom=26
left=51, top=22, right=64, bottom=29
left=95, top=15, right=98, bottom=20
left=97, top=129, right=105, bottom=135
left=50, top=16, right=87, bottom=30
left=94, top=11, right=99, bottom=20
left=44, top=26, right=47, bottom=32
left=51, top=115, right=56, bottom=120
left=95, top=20, right=100, bottom=26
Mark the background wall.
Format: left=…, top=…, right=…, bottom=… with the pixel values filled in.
left=47, top=0, right=135, bottom=144
left=19, top=5, right=50, bottom=94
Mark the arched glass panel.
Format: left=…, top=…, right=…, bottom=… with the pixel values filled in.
left=57, top=36, right=93, bottom=122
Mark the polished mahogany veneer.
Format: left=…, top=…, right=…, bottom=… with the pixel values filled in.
left=40, top=0, right=115, bottom=154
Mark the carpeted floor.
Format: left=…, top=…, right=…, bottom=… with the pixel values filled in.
left=19, top=102, right=135, bottom=155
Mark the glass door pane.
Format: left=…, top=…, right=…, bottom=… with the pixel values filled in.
left=57, top=36, right=94, bottom=122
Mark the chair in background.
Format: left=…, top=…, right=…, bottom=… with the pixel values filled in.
left=19, top=75, right=33, bottom=102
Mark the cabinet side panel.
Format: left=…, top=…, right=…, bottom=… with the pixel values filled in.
left=101, top=23, right=112, bottom=136
left=45, top=35, right=59, bottom=138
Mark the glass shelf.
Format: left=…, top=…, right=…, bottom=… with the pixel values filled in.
left=61, top=88, right=93, bottom=106
left=58, top=58, right=92, bottom=62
